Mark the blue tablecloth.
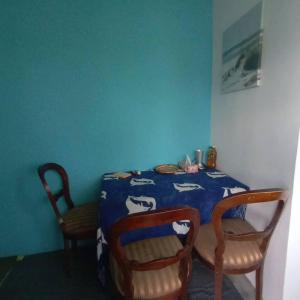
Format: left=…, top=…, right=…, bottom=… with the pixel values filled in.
left=97, top=168, right=249, bottom=284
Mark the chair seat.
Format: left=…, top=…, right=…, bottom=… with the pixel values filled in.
left=110, top=235, right=183, bottom=299
left=194, top=218, right=263, bottom=271
left=62, top=202, right=97, bottom=239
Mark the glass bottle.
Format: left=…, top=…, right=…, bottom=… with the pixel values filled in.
left=207, top=146, right=217, bottom=168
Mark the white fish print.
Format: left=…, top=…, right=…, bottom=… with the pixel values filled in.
left=222, top=187, right=247, bottom=198
left=206, top=172, right=227, bottom=179
left=173, top=183, right=204, bottom=192
left=101, top=190, right=107, bottom=199
left=97, top=228, right=107, bottom=260
left=130, top=178, right=155, bottom=186
left=175, top=171, right=186, bottom=175
left=126, top=196, right=156, bottom=215
left=103, top=174, right=118, bottom=181
left=172, top=220, right=190, bottom=234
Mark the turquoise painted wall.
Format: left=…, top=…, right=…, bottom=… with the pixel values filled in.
left=0, top=0, right=212, bottom=257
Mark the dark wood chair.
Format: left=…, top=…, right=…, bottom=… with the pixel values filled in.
left=38, top=163, right=98, bottom=271
left=193, top=188, right=288, bottom=300
left=109, top=207, right=200, bottom=300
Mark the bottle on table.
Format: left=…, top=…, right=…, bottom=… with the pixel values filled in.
left=207, top=146, right=217, bottom=168
left=195, top=149, right=204, bottom=169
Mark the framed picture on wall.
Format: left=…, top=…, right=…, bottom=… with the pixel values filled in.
left=222, top=1, right=263, bottom=94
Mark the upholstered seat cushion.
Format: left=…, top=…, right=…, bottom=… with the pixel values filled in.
left=194, top=218, right=263, bottom=270
left=62, top=202, right=97, bottom=238
left=110, top=235, right=183, bottom=299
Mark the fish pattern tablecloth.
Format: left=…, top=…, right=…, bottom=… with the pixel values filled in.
left=97, top=168, right=249, bottom=284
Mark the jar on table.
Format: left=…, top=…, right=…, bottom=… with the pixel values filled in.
left=207, top=146, right=217, bottom=168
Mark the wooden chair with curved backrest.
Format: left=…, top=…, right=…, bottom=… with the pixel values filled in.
left=109, top=207, right=200, bottom=300
left=38, top=163, right=98, bottom=271
left=194, top=188, right=288, bottom=300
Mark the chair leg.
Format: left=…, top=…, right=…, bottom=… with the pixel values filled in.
left=256, top=264, right=264, bottom=300
left=64, top=238, right=71, bottom=276
left=179, top=258, right=189, bottom=300
left=179, top=293, right=187, bottom=300
left=71, top=240, right=77, bottom=251
left=179, top=291, right=187, bottom=300
left=214, top=265, right=223, bottom=300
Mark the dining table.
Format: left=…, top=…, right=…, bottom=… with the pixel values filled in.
left=97, top=167, right=249, bottom=285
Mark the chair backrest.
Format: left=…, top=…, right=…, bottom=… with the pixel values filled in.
left=38, top=163, right=74, bottom=224
left=212, top=188, right=288, bottom=256
left=109, top=206, right=200, bottom=298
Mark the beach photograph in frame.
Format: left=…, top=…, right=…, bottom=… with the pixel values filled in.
left=222, top=2, right=263, bottom=94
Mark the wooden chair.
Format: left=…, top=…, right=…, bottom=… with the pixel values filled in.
left=193, top=188, right=288, bottom=300
left=109, top=207, right=200, bottom=300
left=38, top=163, right=97, bottom=271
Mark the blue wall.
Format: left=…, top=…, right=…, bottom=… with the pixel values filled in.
left=0, top=0, right=212, bottom=257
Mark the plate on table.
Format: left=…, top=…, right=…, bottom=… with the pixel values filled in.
left=155, top=164, right=180, bottom=174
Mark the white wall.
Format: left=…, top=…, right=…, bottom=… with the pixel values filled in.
left=211, top=0, right=300, bottom=299
left=283, top=130, right=300, bottom=299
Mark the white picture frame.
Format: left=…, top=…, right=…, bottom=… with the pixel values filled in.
left=222, top=2, right=263, bottom=94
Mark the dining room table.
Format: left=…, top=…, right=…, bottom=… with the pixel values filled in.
left=96, top=167, right=249, bottom=285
